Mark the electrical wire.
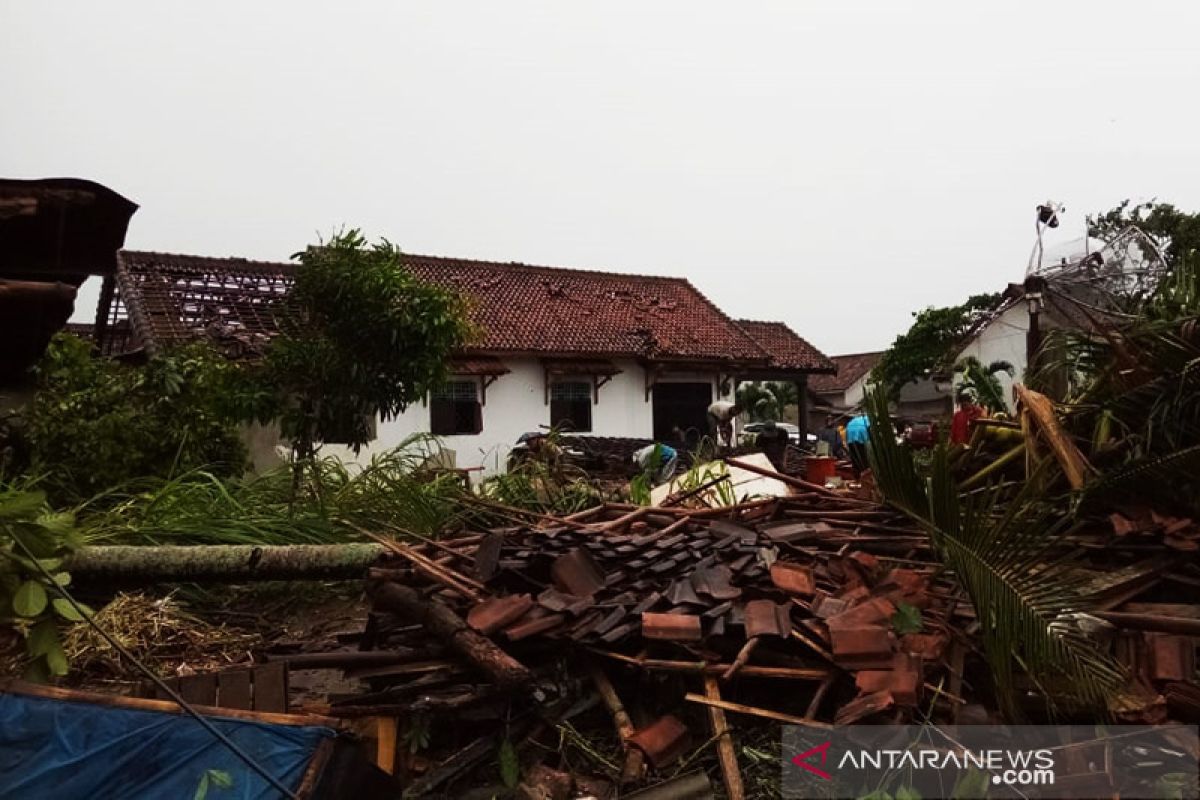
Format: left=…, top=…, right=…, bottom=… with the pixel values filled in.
left=10, top=534, right=302, bottom=800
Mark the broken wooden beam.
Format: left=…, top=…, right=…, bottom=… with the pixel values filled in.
left=368, top=582, right=533, bottom=687
left=703, top=675, right=745, bottom=800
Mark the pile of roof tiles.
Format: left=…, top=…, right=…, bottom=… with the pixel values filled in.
left=285, top=486, right=1200, bottom=797
left=339, top=494, right=959, bottom=725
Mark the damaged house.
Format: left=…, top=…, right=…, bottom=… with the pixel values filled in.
left=103, top=250, right=833, bottom=475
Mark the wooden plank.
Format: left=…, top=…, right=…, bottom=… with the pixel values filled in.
left=1, top=680, right=338, bottom=727
left=375, top=717, right=398, bottom=775
left=153, top=677, right=179, bottom=701
left=217, top=669, right=253, bottom=710
left=253, top=662, right=289, bottom=713
left=179, top=673, right=217, bottom=706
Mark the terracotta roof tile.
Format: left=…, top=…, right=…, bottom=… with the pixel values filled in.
left=403, top=254, right=766, bottom=363
left=735, top=319, right=833, bottom=372
left=808, top=351, right=883, bottom=393
left=116, top=250, right=781, bottom=364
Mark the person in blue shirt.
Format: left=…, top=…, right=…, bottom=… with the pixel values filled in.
left=632, top=442, right=679, bottom=486
left=845, top=413, right=871, bottom=478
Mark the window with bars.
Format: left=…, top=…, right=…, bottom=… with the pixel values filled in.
left=550, top=381, right=592, bottom=432
left=431, top=380, right=482, bottom=436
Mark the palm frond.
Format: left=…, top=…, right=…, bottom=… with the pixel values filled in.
left=865, top=387, right=1124, bottom=718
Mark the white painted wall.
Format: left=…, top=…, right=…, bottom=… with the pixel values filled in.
left=955, top=304, right=1029, bottom=411
left=323, top=357, right=731, bottom=478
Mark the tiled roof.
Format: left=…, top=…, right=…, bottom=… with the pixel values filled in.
left=116, top=250, right=777, bottom=364
left=735, top=320, right=833, bottom=373
left=808, top=351, right=883, bottom=393
left=115, top=251, right=298, bottom=356
left=402, top=255, right=767, bottom=363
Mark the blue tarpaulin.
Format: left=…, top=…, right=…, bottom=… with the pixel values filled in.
left=0, top=692, right=336, bottom=799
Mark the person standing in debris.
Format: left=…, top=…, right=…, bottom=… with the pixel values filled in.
left=845, top=412, right=871, bottom=478
left=632, top=442, right=679, bottom=485
left=950, top=391, right=985, bottom=445
left=706, top=400, right=742, bottom=448
left=816, top=415, right=847, bottom=459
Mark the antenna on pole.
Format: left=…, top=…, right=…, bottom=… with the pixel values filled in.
left=1026, top=200, right=1064, bottom=276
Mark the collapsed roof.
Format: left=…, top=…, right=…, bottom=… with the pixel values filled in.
left=111, top=250, right=832, bottom=374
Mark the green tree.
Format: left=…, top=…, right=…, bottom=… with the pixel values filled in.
left=25, top=335, right=248, bottom=500
left=259, top=230, right=475, bottom=464
left=872, top=293, right=1003, bottom=397
left=1088, top=200, right=1200, bottom=267
left=735, top=382, right=779, bottom=421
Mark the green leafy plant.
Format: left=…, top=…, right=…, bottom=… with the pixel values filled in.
left=0, top=487, right=89, bottom=680
left=890, top=602, right=923, bottom=635
left=25, top=335, right=249, bottom=503
left=76, top=436, right=467, bottom=545
left=193, top=769, right=234, bottom=800
left=402, top=714, right=432, bottom=754
left=497, top=737, right=520, bottom=789
left=953, top=357, right=1015, bottom=414
left=865, top=386, right=1124, bottom=718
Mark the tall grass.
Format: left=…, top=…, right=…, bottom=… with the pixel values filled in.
left=75, top=435, right=469, bottom=545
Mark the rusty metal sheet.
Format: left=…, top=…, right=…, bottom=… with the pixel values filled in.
left=642, top=612, right=703, bottom=642
left=551, top=548, right=606, bottom=597
left=690, top=565, right=741, bottom=601
left=744, top=599, right=791, bottom=639
left=627, top=714, right=690, bottom=768
left=467, top=594, right=534, bottom=635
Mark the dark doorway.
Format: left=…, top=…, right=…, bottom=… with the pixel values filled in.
left=652, top=382, right=712, bottom=447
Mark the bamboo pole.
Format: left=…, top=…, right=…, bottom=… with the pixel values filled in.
left=703, top=676, right=745, bottom=800
left=683, top=693, right=832, bottom=729
left=588, top=664, right=645, bottom=785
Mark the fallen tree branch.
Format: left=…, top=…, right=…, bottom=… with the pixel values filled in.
left=65, top=543, right=384, bottom=583
left=368, top=581, right=533, bottom=687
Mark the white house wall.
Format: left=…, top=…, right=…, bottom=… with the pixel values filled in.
left=955, top=304, right=1029, bottom=411
left=325, top=358, right=732, bottom=478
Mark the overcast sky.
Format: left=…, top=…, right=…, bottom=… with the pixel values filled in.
left=5, top=2, right=1200, bottom=355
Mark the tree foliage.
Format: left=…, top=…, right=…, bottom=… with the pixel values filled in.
left=1088, top=199, right=1200, bottom=267
left=25, top=335, right=248, bottom=501
left=735, top=380, right=800, bottom=422
left=872, top=293, right=1003, bottom=396
left=259, top=230, right=476, bottom=460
